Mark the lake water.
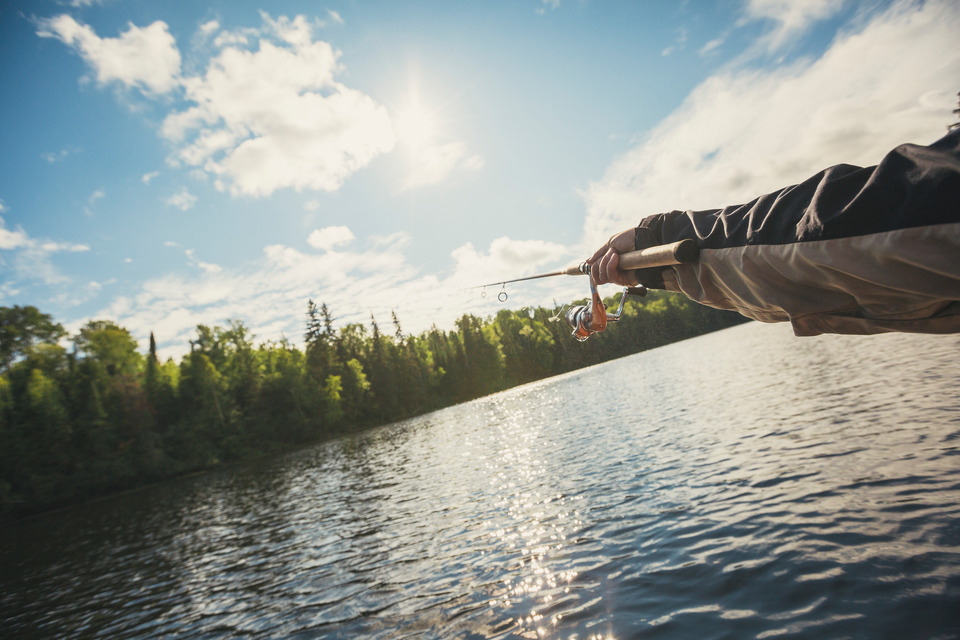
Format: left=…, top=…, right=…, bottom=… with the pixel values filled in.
left=2, top=322, right=960, bottom=639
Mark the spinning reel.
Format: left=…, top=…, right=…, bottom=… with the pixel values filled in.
left=560, top=263, right=648, bottom=341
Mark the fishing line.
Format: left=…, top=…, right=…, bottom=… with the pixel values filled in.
left=467, top=239, right=699, bottom=340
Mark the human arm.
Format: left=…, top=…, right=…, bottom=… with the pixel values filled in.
left=588, top=129, right=960, bottom=335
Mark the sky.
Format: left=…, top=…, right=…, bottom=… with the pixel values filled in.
left=1, top=0, right=958, bottom=359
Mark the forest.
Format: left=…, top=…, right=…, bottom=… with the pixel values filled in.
left=0, top=292, right=745, bottom=517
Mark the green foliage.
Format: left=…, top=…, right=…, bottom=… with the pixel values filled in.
left=74, top=320, right=142, bottom=377
left=0, top=295, right=745, bottom=517
left=322, top=374, right=344, bottom=427
left=0, top=305, right=66, bottom=373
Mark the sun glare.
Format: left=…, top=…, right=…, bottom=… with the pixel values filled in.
left=395, top=101, right=438, bottom=149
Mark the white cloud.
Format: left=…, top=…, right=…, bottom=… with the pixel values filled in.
left=42, top=148, right=78, bottom=163
left=191, top=19, right=222, bottom=52
left=743, top=0, right=847, bottom=52
left=328, top=10, right=345, bottom=25
left=371, top=231, right=411, bottom=251
left=142, top=170, right=160, bottom=184
left=84, top=188, right=105, bottom=216
left=41, top=13, right=394, bottom=199
left=165, top=187, right=197, bottom=210
left=307, top=225, right=355, bottom=251
left=582, top=0, right=960, bottom=249
left=0, top=218, right=29, bottom=250
left=401, top=142, right=484, bottom=191
left=40, top=240, right=90, bottom=252
left=259, top=12, right=315, bottom=48
left=0, top=214, right=90, bottom=289
left=199, top=20, right=220, bottom=36
left=164, top=12, right=395, bottom=197
left=212, top=28, right=258, bottom=49
left=661, top=28, right=688, bottom=57
left=699, top=37, right=724, bottom=56
left=37, top=15, right=181, bottom=94
left=537, top=0, right=561, bottom=15
left=449, top=237, right=572, bottom=285
left=185, top=248, right=221, bottom=273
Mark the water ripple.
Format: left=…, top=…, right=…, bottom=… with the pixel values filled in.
left=2, top=324, right=960, bottom=638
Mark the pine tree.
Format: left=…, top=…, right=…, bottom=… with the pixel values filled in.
left=391, top=311, right=405, bottom=344
left=144, top=331, right=160, bottom=410
left=951, top=91, right=960, bottom=132
left=305, top=300, right=323, bottom=345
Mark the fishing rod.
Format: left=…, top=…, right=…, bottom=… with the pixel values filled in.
left=476, top=238, right=699, bottom=342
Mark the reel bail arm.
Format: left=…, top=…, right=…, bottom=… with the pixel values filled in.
left=564, top=278, right=647, bottom=342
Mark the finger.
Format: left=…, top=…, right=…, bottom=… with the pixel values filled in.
left=588, top=243, right=608, bottom=264
left=593, top=248, right=614, bottom=283
left=588, top=229, right=630, bottom=265
left=598, top=249, right=616, bottom=284
left=590, top=251, right=605, bottom=282
left=604, top=251, right=620, bottom=284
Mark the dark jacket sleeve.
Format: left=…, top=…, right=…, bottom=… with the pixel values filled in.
left=633, top=129, right=960, bottom=335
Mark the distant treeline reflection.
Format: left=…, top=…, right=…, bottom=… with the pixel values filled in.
left=0, top=293, right=744, bottom=516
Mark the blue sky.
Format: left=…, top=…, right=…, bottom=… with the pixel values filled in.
left=1, top=0, right=958, bottom=358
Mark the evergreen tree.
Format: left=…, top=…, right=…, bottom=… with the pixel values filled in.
left=144, top=331, right=160, bottom=407
left=305, top=300, right=324, bottom=345
left=950, top=91, right=959, bottom=132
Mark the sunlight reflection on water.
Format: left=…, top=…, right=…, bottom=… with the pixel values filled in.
left=2, top=322, right=960, bottom=639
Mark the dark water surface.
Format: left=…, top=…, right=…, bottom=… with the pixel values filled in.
left=2, top=322, right=960, bottom=639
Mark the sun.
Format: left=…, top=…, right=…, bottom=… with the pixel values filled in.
left=394, top=99, right=438, bottom=150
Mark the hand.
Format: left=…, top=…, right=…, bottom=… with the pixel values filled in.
left=587, top=229, right=639, bottom=286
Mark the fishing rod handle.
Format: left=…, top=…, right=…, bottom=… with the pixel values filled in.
left=618, top=238, right=699, bottom=270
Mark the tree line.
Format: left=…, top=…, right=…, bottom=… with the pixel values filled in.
left=0, top=292, right=745, bottom=517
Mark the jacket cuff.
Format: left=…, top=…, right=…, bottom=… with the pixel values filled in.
left=634, top=214, right=668, bottom=289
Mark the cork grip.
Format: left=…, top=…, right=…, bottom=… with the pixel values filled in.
left=617, top=239, right=699, bottom=270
